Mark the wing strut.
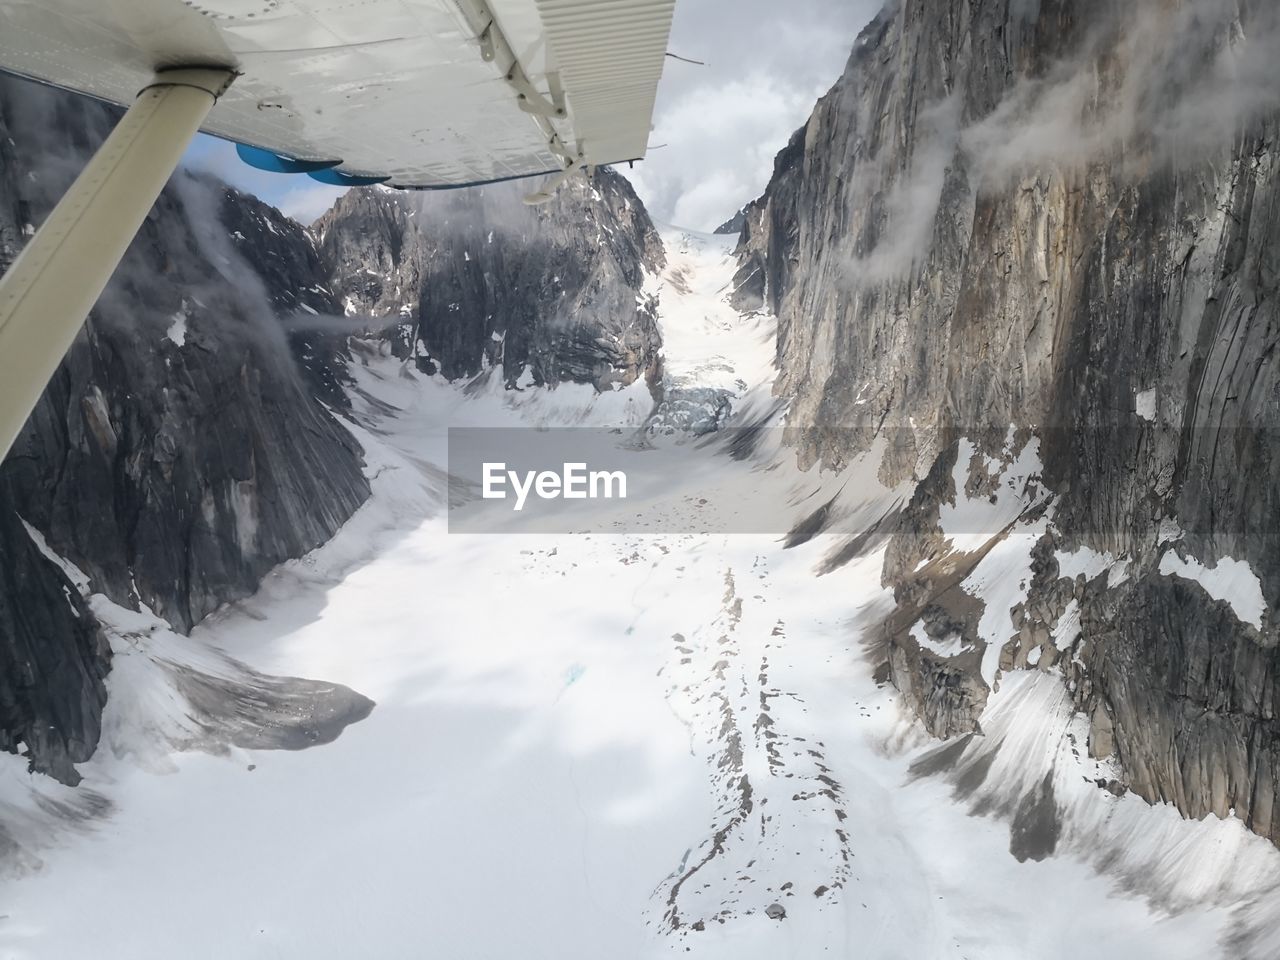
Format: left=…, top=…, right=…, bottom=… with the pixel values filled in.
left=0, top=67, right=235, bottom=459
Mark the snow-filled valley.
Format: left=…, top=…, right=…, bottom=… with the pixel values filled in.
left=2, top=229, right=1279, bottom=959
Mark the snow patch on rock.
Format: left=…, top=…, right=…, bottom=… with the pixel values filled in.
left=1158, top=551, right=1267, bottom=630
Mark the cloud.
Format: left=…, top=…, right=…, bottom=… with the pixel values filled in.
left=960, top=0, right=1280, bottom=182
left=849, top=96, right=962, bottom=283
left=622, top=0, right=882, bottom=230
left=627, top=75, right=819, bottom=230
left=838, top=0, right=1280, bottom=287
left=273, top=182, right=349, bottom=224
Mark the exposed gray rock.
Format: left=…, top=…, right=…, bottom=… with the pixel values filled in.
left=647, top=387, right=734, bottom=436
left=739, top=0, right=1280, bottom=844
left=0, top=77, right=676, bottom=789
left=317, top=169, right=666, bottom=391
left=0, top=509, right=108, bottom=785
left=713, top=208, right=748, bottom=236
left=0, top=76, right=371, bottom=783
left=218, top=187, right=358, bottom=412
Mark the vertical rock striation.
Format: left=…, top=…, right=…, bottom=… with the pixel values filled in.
left=316, top=170, right=665, bottom=389
left=737, top=0, right=1280, bottom=842
left=0, top=77, right=370, bottom=782
left=0, top=78, right=675, bottom=787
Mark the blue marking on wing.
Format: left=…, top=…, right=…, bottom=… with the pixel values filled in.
left=235, top=143, right=340, bottom=174
left=307, top=168, right=391, bottom=186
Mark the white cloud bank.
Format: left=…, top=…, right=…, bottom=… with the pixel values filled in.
left=623, top=0, right=881, bottom=230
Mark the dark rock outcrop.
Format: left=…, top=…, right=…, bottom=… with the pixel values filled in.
left=713, top=208, right=748, bottom=236
left=0, top=75, right=675, bottom=788
left=218, top=188, right=357, bottom=411
left=0, top=510, right=108, bottom=785
left=0, top=77, right=371, bottom=783
left=737, top=0, right=1280, bottom=843
left=316, top=170, right=666, bottom=389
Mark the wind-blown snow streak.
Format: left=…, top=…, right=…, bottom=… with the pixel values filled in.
left=914, top=670, right=1280, bottom=912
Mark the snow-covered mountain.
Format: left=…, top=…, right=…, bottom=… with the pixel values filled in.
left=0, top=76, right=666, bottom=788
left=10, top=204, right=1272, bottom=960
left=0, top=77, right=370, bottom=785
left=315, top=169, right=665, bottom=389
left=4, top=0, right=1280, bottom=955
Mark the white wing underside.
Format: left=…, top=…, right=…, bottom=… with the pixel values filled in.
left=0, top=0, right=675, bottom=186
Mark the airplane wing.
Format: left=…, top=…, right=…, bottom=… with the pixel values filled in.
left=0, top=0, right=677, bottom=460
left=0, top=0, right=676, bottom=187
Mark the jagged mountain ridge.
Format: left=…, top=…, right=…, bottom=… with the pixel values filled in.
left=315, top=170, right=665, bottom=390
left=0, top=78, right=373, bottom=782
left=4, top=10, right=1280, bottom=952
left=0, top=78, right=666, bottom=785
left=731, top=0, right=1280, bottom=845
left=9, top=0, right=1276, bottom=885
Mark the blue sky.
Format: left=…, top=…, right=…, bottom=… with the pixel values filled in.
left=182, top=134, right=349, bottom=224
left=181, top=1, right=879, bottom=230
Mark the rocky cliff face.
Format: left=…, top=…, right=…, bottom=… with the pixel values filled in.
left=0, top=77, right=675, bottom=787
left=316, top=170, right=665, bottom=389
left=737, top=0, right=1280, bottom=844
left=0, top=78, right=371, bottom=783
